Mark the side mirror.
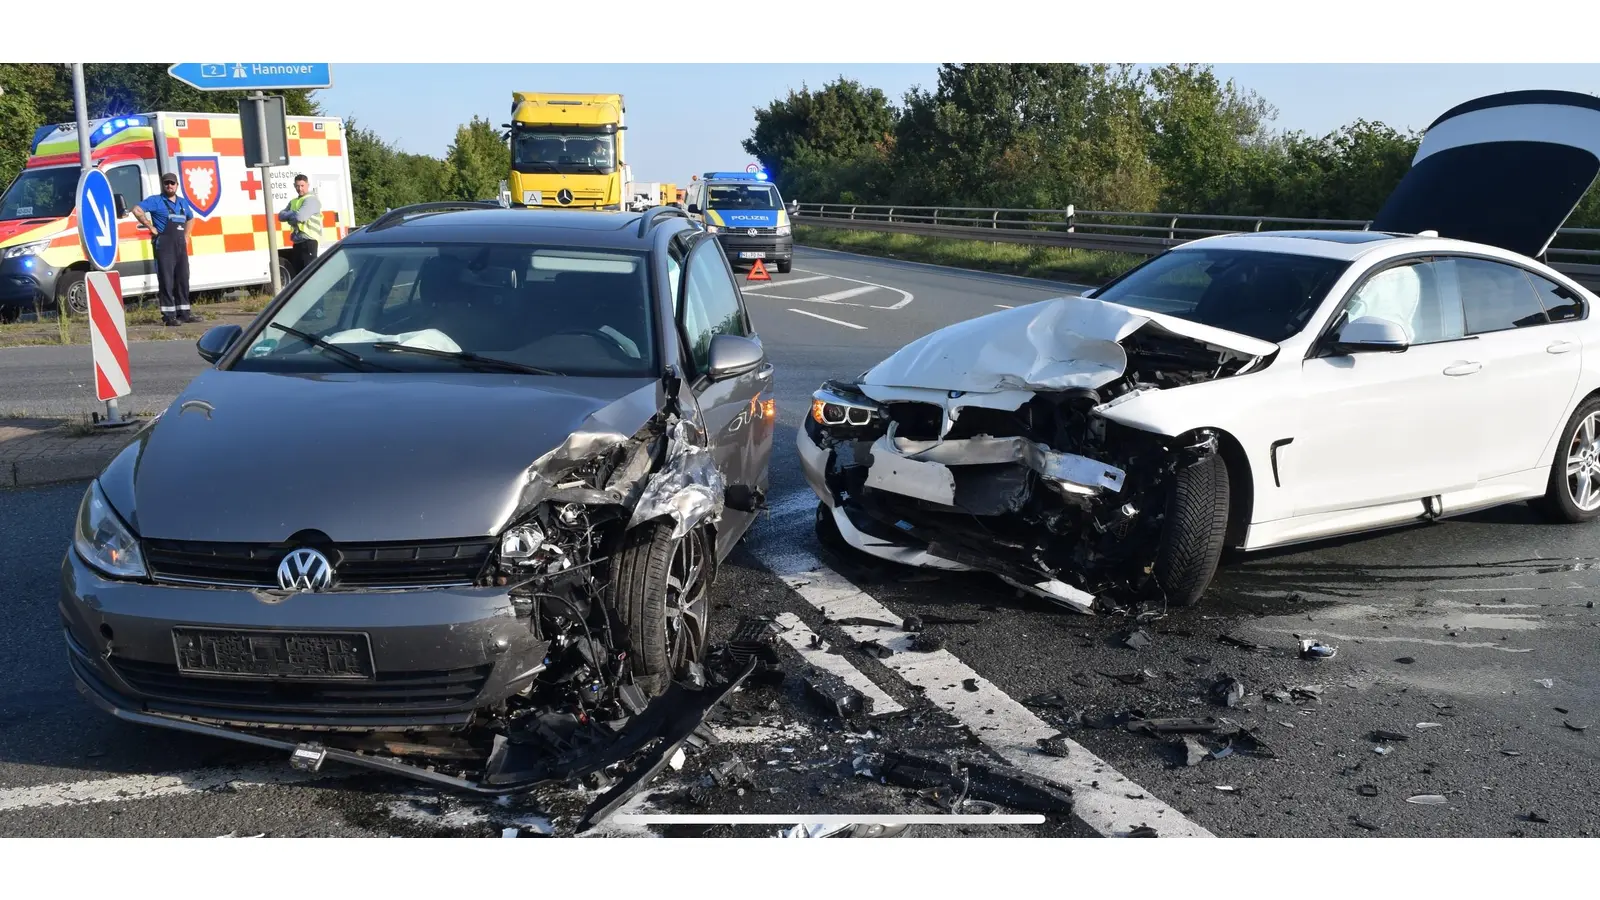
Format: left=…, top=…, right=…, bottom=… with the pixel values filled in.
left=706, top=333, right=765, bottom=381
left=196, top=324, right=243, bottom=364
left=1330, top=316, right=1411, bottom=354
left=786, top=201, right=800, bottom=215
left=114, top=194, right=128, bottom=218
left=687, top=203, right=701, bottom=214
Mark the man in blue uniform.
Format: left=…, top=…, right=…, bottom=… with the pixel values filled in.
left=129, top=172, right=199, bottom=326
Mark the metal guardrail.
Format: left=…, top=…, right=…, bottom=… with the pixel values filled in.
left=792, top=203, right=1600, bottom=285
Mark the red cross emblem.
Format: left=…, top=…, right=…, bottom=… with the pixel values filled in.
left=240, top=170, right=263, bottom=200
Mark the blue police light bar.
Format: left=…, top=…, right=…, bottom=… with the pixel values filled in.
left=703, top=171, right=767, bottom=182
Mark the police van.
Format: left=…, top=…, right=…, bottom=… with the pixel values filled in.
left=684, top=171, right=793, bottom=273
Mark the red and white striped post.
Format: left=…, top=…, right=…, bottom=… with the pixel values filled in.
left=87, top=271, right=131, bottom=424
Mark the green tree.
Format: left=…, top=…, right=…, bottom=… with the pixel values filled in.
left=445, top=115, right=508, bottom=202
left=742, top=77, right=898, bottom=200
left=346, top=117, right=451, bottom=222
left=1139, top=63, right=1277, bottom=213
left=0, top=65, right=54, bottom=188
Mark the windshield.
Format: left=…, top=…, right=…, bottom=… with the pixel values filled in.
left=233, top=242, right=656, bottom=377
left=707, top=184, right=780, bottom=210
left=0, top=167, right=78, bottom=221
left=1089, top=248, right=1352, bottom=343
left=512, top=129, right=617, bottom=175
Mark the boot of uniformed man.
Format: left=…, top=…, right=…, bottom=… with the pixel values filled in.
left=277, top=174, right=322, bottom=276
left=131, top=172, right=199, bottom=326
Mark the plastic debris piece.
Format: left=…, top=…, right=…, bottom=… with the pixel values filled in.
left=1555, top=707, right=1570, bottom=715
left=1406, top=794, right=1448, bottom=805
left=1126, top=716, right=1241, bottom=737
left=1563, top=721, right=1590, bottom=732
left=832, top=616, right=897, bottom=628
left=1357, top=785, right=1379, bottom=797
left=1371, top=730, right=1411, bottom=742
left=1265, top=690, right=1292, bottom=704
left=1120, top=629, right=1153, bottom=650
left=1210, top=674, right=1245, bottom=709
left=857, top=639, right=895, bottom=659
left=802, top=668, right=872, bottom=719
left=1290, top=686, right=1324, bottom=704
left=710, top=757, right=754, bottom=788
left=1416, top=723, right=1443, bottom=729
left=909, top=632, right=945, bottom=653
left=1211, top=746, right=1234, bottom=761
left=1395, top=657, right=1415, bottom=664
left=1214, top=785, right=1236, bottom=792
left=1431, top=702, right=1453, bottom=711
left=962, top=678, right=980, bottom=692
left=1279, top=721, right=1296, bottom=729
left=501, top=827, right=519, bottom=838
left=1299, top=639, right=1338, bottom=660
left=901, top=615, right=924, bottom=633
left=1180, top=736, right=1210, bottom=767
left=1525, top=812, right=1551, bottom=824
left=669, top=748, right=686, bottom=771
left=1036, top=735, right=1073, bottom=758
left=1501, top=750, right=1523, bottom=757
left=1183, top=655, right=1212, bottom=666
left=1127, top=826, right=1159, bottom=837
left=1536, top=679, right=1554, bottom=689
left=1349, top=818, right=1381, bottom=831
left=877, top=750, right=1074, bottom=814
left=1373, top=746, right=1391, bottom=756
left=1102, top=669, right=1154, bottom=686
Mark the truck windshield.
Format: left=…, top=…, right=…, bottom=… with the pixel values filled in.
left=708, top=184, right=780, bottom=210
left=233, top=242, right=657, bottom=378
left=0, top=168, right=78, bottom=221
left=512, top=129, right=617, bottom=175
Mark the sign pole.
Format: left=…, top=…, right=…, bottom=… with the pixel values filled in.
left=254, top=91, right=282, bottom=297
left=71, top=63, right=120, bottom=426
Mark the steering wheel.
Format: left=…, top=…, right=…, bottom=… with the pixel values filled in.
left=544, top=328, right=636, bottom=363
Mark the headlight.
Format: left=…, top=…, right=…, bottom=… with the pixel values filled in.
left=74, top=481, right=146, bottom=579
left=776, top=224, right=791, bottom=236
left=2, top=239, right=50, bottom=260
left=499, top=523, right=546, bottom=561
left=705, top=225, right=720, bottom=234
left=810, top=387, right=881, bottom=427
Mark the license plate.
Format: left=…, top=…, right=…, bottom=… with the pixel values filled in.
left=738, top=251, right=766, bottom=259
left=172, top=628, right=374, bottom=680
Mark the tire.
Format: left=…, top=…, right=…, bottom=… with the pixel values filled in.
left=1147, top=453, right=1231, bottom=607
left=0, top=305, right=19, bottom=325
left=56, top=270, right=88, bottom=317
left=777, top=259, right=792, bottom=274
left=1532, top=395, right=1600, bottom=523
left=605, top=520, right=711, bottom=696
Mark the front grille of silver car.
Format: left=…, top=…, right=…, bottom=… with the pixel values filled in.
left=141, top=537, right=496, bottom=590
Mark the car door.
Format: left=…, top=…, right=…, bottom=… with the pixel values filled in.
left=1289, top=257, right=1484, bottom=516
left=1447, top=256, right=1584, bottom=481
left=102, top=162, right=156, bottom=296
left=676, top=235, right=773, bottom=556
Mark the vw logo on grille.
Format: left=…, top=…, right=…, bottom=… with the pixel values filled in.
left=277, top=548, right=334, bottom=592
left=747, top=228, right=758, bottom=236
left=557, top=189, right=574, bottom=205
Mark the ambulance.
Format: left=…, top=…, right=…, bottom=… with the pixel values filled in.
left=0, top=111, right=354, bottom=323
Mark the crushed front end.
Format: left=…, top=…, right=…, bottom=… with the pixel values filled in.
left=797, top=297, right=1268, bottom=613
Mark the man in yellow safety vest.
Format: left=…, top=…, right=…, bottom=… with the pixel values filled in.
left=276, top=174, right=323, bottom=276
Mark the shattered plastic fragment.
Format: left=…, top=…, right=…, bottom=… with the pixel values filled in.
left=1357, top=785, right=1379, bottom=797
left=1416, top=723, right=1443, bottom=729
left=909, top=632, right=945, bottom=653
left=901, top=615, right=925, bottom=632
left=1180, top=736, right=1210, bottom=767
left=1127, top=825, right=1159, bottom=838
left=1214, top=785, right=1236, bottom=792
left=1395, top=657, right=1416, bottom=665
left=963, top=678, right=980, bottom=692
left=1373, top=746, right=1391, bottom=756
left=1210, top=675, right=1245, bottom=709
left=1371, top=730, right=1411, bottom=743
left=1406, top=794, right=1448, bottom=805
left=1298, top=639, right=1338, bottom=660
left=1535, top=679, right=1554, bottom=689
left=1564, top=721, right=1590, bottom=732
left=1120, top=629, right=1153, bottom=650
left=1036, top=735, right=1073, bottom=758
left=1525, top=812, right=1551, bottom=824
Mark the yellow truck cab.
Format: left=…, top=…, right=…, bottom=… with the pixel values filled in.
left=506, top=93, right=630, bottom=211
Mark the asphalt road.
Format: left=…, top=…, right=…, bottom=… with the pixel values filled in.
left=2, top=245, right=1597, bottom=838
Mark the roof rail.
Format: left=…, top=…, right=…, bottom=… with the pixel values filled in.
left=365, top=201, right=504, bottom=232
left=636, top=204, right=691, bottom=238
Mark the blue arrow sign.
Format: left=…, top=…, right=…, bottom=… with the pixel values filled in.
left=76, top=168, right=118, bottom=271
left=167, top=63, right=332, bottom=92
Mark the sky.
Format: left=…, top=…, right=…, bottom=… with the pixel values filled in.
left=311, top=64, right=1600, bottom=185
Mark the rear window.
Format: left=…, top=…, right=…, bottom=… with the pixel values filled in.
left=233, top=242, right=656, bottom=377
left=1090, top=248, right=1351, bottom=343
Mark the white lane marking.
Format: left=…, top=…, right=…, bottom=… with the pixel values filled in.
left=773, top=611, right=905, bottom=716
left=793, top=267, right=914, bottom=310
left=809, top=285, right=881, bottom=304
left=787, top=308, right=865, bottom=330
left=768, top=552, right=1213, bottom=839
left=0, top=765, right=338, bottom=813
left=994, top=304, right=1014, bottom=309
left=743, top=275, right=830, bottom=291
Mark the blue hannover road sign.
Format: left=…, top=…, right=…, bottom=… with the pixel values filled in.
left=167, top=63, right=333, bottom=92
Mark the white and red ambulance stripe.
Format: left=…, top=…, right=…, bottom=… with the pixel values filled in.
left=87, top=271, right=131, bottom=401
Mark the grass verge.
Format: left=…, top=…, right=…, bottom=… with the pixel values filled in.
left=0, top=291, right=272, bottom=349
left=794, top=225, right=1147, bottom=286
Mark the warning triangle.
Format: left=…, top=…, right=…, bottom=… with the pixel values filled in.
left=747, top=259, right=771, bottom=281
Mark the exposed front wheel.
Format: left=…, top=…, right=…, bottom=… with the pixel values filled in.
left=605, top=520, right=712, bottom=696
left=57, top=270, right=89, bottom=317
left=777, top=259, right=792, bottom=273
left=1146, top=453, right=1231, bottom=607
left=1532, top=397, right=1600, bottom=523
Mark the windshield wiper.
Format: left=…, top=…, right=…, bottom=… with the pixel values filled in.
left=268, top=323, right=376, bottom=370
left=372, top=342, right=562, bottom=376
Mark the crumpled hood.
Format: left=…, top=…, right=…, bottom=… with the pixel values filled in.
left=106, top=369, right=660, bottom=543
left=859, top=295, right=1277, bottom=396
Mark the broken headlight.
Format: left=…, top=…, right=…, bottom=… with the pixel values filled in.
left=810, top=386, right=882, bottom=429
left=500, top=523, right=546, bottom=561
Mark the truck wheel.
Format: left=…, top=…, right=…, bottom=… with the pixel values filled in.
left=1146, top=453, right=1231, bottom=607
left=1532, top=395, right=1600, bottom=523
left=56, top=270, right=89, bottom=317
left=777, top=259, right=792, bottom=274
left=605, top=520, right=711, bottom=696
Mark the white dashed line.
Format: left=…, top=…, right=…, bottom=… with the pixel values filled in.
left=0, top=765, right=339, bottom=813
left=994, top=304, right=1014, bottom=309
left=792, top=268, right=915, bottom=310
left=809, top=285, right=881, bottom=304
left=765, top=548, right=1213, bottom=839
left=787, top=309, right=865, bottom=330
left=743, top=275, right=830, bottom=291
left=772, top=611, right=905, bottom=716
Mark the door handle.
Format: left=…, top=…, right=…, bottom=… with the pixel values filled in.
left=1442, top=362, right=1482, bottom=376
left=1547, top=340, right=1577, bottom=354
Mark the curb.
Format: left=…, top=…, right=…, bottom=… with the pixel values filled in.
left=3, top=419, right=153, bottom=489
